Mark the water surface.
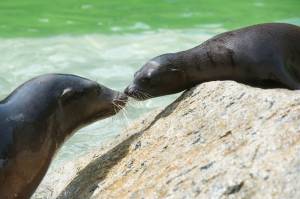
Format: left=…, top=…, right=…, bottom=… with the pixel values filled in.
left=0, top=0, right=299, bottom=37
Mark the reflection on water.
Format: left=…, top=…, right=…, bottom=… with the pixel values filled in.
left=0, top=27, right=223, bottom=165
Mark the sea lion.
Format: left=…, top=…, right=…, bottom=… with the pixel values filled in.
left=124, top=23, right=300, bottom=100
left=0, top=74, right=127, bottom=199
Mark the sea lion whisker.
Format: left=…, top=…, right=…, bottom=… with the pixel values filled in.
left=119, top=107, right=130, bottom=127
left=112, top=103, right=130, bottom=126
left=112, top=102, right=120, bottom=115
left=142, top=92, right=153, bottom=99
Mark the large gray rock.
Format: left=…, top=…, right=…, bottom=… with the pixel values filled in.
left=33, top=81, right=300, bottom=199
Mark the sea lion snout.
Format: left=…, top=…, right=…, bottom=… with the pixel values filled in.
left=113, top=92, right=128, bottom=107
left=124, top=84, right=149, bottom=100
left=124, top=84, right=134, bottom=96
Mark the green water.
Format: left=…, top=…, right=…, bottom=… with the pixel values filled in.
left=1, top=1, right=300, bottom=193
left=0, top=0, right=299, bottom=38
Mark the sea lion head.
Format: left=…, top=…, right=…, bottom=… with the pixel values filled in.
left=6, top=74, right=127, bottom=135
left=51, top=74, right=127, bottom=133
left=124, top=53, right=188, bottom=100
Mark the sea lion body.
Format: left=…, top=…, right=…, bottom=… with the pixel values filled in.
left=0, top=74, right=127, bottom=199
left=125, top=23, right=300, bottom=99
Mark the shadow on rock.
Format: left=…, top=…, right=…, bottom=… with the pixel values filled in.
left=55, top=89, right=193, bottom=199
left=56, top=132, right=142, bottom=199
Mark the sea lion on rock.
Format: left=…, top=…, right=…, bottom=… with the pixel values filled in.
left=125, top=23, right=300, bottom=100
left=0, top=74, right=127, bottom=199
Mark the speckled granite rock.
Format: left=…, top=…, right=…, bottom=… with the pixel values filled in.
left=33, top=81, right=300, bottom=199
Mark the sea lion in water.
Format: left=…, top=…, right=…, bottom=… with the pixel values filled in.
left=0, top=74, right=127, bottom=199
left=125, top=23, right=300, bottom=100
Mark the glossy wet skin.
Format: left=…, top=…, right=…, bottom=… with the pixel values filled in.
left=124, top=54, right=189, bottom=100
left=0, top=74, right=127, bottom=199
left=125, top=23, right=300, bottom=100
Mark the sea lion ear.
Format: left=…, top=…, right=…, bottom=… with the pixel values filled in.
left=60, top=88, right=75, bottom=101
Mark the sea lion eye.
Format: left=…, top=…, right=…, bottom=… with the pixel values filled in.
left=140, top=76, right=151, bottom=83
left=61, top=88, right=73, bottom=96
left=60, top=88, right=77, bottom=102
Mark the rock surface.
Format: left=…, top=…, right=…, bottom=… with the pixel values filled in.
left=33, top=81, right=300, bottom=199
